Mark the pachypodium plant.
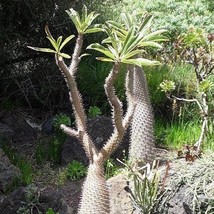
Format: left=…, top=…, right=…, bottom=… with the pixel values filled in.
left=91, top=13, right=167, bottom=163
left=29, top=6, right=166, bottom=214
left=160, top=28, right=214, bottom=151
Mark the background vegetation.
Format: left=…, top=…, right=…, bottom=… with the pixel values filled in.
left=0, top=0, right=213, bottom=151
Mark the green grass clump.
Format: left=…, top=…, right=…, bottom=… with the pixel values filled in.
left=155, top=119, right=201, bottom=149
left=2, top=145, right=33, bottom=185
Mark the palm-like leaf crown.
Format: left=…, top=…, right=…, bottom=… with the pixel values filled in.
left=28, top=5, right=102, bottom=58
left=87, top=13, right=168, bottom=67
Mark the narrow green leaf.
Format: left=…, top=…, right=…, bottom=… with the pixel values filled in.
left=106, top=21, right=127, bottom=35
left=45, top=25, right=54, bottom=40
left=107, top=44, right=119, bottom=59
left=139, top=41, right=163, bottom=49
left=122, top=58, right=161, bottom=66
left=66, top=8, right=82, bottom=32
left=47, top=37, right=58, bottom=51
left=27, top=46, right=56, bottom=53
left=145, top=35, right=169, bottom=42
left=81, top=5, right=87, bottom=23
left=59, top=35, right=75, bottom=51
left=84, top=27, right=103, bottom=34
left=58, top=52, right=71, bottom=59
left=85, top=12, right=99, bottom=29
left=121, top=13, right=133, bottom=29
left=120, top=27, right=136, bottom=56
left=96, top=57, right=114, bottom=62
left=80, top=53, right=90, bottom=58
left=102, top=37, right=112, bottom=44
left=142, top=29, right=167, bottom=41
left=122, top=49, right=144, bottom=60
left=57, top=36, right=63, bottom=49
left=87, top=43, right=115, bottom=59
left=138, top=14, right=153, bottom=33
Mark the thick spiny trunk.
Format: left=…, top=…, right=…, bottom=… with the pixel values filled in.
left=129, top=66, right=155, bottom=163
left=78, top=163, right=110, bottom=214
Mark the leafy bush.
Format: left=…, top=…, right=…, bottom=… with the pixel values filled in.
left=66, top=160, right=87, bottom=180
left=48, top=113, right=72, bottom=164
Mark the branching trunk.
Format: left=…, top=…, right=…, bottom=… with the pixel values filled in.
left=56, top=35, right=135, bottom=213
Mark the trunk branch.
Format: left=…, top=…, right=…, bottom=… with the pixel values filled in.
left=55, top=33, right=98, bottom=161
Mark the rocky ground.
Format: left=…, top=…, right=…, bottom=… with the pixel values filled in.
left=0, top=108, right=213, bottom=214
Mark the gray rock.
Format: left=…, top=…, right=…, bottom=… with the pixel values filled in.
left=61, top=116, right=130, bottom=165
left=0, top=122, right=14, bottom=144
left=0, top=148, right=21, bottom=193
left=0, top=184, right=76, bottom=214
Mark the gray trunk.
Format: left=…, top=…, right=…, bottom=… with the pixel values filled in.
left=129, top=65, right=155, bottom=163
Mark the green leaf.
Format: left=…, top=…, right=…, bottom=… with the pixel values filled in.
left=121, top=13, right=133, bottom=29
left=120, top=27, right=136, bottom=56
left=84, top=27, right=103, bottom=34
left=106, top=21, right=126, bottom=35
left=66, top=8, right=82, bottom=32
left=81, top=5, right=87, bottom=23
left=138, top=15, right=153, bottom=33
left=142, top=29, right=167, bottom=41
left=59, top=35, right=75, bottom=51
left=47, top=37, right=58, bottom=51
left=123, top=49, right=144, bottom=60
left=27, top=46, right=56, bottom=53
left=57, top=36, right=63, bottom=49
left=58, top=52, right=71, bottom=59
left=107, top=44, right=119, bottom=59
left=45, top=25, right=54, bottom=40
left=80, top=53, right=90, bottom=58
left=122, top=58, right=161, bottom=67
left=87, top=43, right=115, bottom=59
left=139, top=41, right=163, bottom=49
left=102, top=37, right=112, bottom=44
left=96, top=57, right=114, bottom=62
left=85, top=12, right=99, bottom=28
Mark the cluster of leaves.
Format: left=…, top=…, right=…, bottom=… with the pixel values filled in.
left=57, top=160, right=87, bottom=185
left=66, top=160, right=87, bottom=180
left=125, top=160, right=161, bottom=214
left=88, top=13, right=167, bottom=67
left=88, top=106, right=102, bottom=118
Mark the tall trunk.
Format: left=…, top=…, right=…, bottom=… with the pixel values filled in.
left=78, top=162, right=110, bottom=214
left=129, top=65, right=155, bottom=163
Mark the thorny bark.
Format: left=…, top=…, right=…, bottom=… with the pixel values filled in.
left=55, top=31, right=135, bottom=214
left=56, top=33, right=98, bottom=162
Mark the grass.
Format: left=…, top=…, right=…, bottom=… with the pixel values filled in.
left=155, top=119, right=201, bottom=149
left=2, top=144, right=33, bottom=185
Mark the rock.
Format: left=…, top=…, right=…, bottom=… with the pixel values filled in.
left=108, top=173, right=135, bottom=214
left=0, top=148, right=21, bottom=194
left=1, top=114, right=36, bottom=144
left=0, top=122, right=14, bottom=144
left=42, top=117, right=54, bottom=135
left=61, top=116, right=130, bottom=165
left=0, top=184, right=73, bottom=214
